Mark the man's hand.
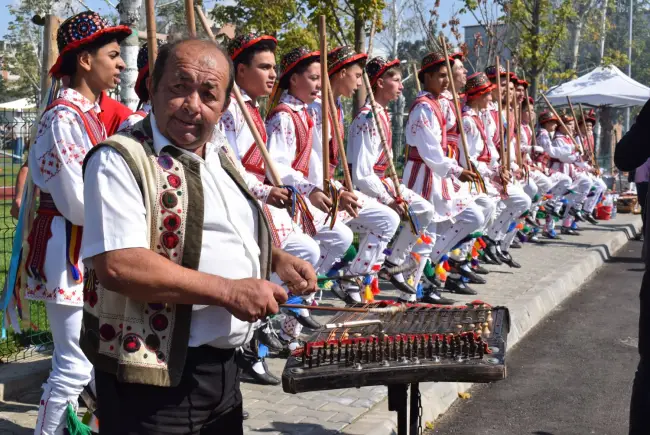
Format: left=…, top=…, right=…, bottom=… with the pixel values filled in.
left=10, top=198, right=20, bottom=219
left=499, top=166, right=511, bottom=184
left=339, top=190, right=361, bottom=218
left=224, top=278, right=288, bottom=322
left=272, top=248, right=317, bottom=295
left=458, top=169, right=478, bottom=183
left=308, top=189, right=332, bottom=213
left=266, top=187, right=291, bottom=209
left=389, top=199, right=408, bottom=219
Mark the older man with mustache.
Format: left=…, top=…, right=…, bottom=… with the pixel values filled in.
left=80, top=37, right=317, bottom=434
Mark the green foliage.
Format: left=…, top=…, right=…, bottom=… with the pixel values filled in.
left=3, top=1, right=50, bottom=102
left=211, top=0, right=384, bottom=60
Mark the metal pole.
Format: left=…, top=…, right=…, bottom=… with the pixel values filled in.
left=599, top=0, right=608, bottom=62
left=626, top=0, right=633, bottom=132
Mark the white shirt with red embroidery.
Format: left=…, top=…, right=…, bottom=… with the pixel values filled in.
left=26, top=88, right=105, bottom=306
left=405, top=91, right=464, bottom=180
left=347, top=102, right=394, bottom=205
left=265, top=92, right=319, bottom=195
left=461, top=106, right=500, bottom=178
left=117, top=102, right=151, bottom=132
left=218, top=91, right=272, bottom=202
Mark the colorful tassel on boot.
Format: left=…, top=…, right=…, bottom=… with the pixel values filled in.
left=66, top=403, right=92, bottom=435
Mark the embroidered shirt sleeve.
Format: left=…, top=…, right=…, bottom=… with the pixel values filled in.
left=347, top=111, right=393, bottom=205
left=117, top=113, right=144, bottom=132
left=266, top=111, right=316, bottom=196
left=406, top=102, right=463, bottom=179
left=222, top=142, right=272, bottom=202
left=549, top=136, right=577, bottom=163
left=29, top=106, right=89, bottom=226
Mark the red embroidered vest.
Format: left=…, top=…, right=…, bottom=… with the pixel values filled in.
left=240, top=101, right=268, bottom=181
left=267, top=103, right=313, bottom=177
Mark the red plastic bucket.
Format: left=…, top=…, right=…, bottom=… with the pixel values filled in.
left=596, top=205, right=612, bottom=220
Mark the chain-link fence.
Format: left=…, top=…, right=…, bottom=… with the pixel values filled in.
left=0, top=108, right=53, bottom=362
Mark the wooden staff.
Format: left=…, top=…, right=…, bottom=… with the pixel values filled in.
left=540, top=93, right=582, bottom=152
left=361, top=72, right=409, bottom=214
left=524, top=87, right=538, bottom=148
left=325, top=78, right=354, bottom=191
left=505, top=61, right=512, bottom=166
left=514, top=92, right=523, bottom=167
left=495, top=56, right=506, bottom=163
left=145, top=0, right=157, bottom=74
left=195, top=8, right=283, bottom=186
left=319, top=16, right=331, bottom=194
left=413, top=63, right=421, bottom=92
left=185, top=0, right=196, bottom=37
left=566, top=97, right=585, bottom=155
left=578, top=102, right=599, bottom=173
left=439, top=36, right=476, bottom=180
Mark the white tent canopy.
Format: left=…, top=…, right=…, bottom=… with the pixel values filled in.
left=0, top=98, right=36, bottom=110
left=545, top=65, right=650, bottom=108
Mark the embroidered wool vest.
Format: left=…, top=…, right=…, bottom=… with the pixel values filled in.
left=80, top=116, right=272, bottom=387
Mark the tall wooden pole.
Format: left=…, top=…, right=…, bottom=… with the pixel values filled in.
left=412, top=63, right=421, bottom=93
left=566, top=97, right=585, bottom=154
left=495, top=56, right=506, bottom=164
left=185, top=0, right=196, bottom=37
left=524, top=87, right=538, bottom=148
left=326, top=79, right=353, bottom=191
left=40, top=15, right=60, bottom=105
left=578, top=102, right=599, bottom=173
left=514, top=93, right=523, bottom=167
left=440, top=37, right=475, bottom=179
left=145, top=0, right=158, bottom=76
left=319, top=16, right=330, bottom=193
left=195, top=8, right=282, bottom=186
left=505, top=60, right=512, bottom=166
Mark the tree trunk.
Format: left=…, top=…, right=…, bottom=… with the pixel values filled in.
left=567, top=19, right=584, bottom=71
left=353, top=12, right=366, bottom=116
left=529, top=0, right=541, bottom=100
left=118, top=0, right=143, bottom=108
left=599, top=106, right=615, bottom=171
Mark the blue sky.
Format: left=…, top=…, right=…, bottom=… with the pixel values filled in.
left=1, top=0, right=478, bottom=43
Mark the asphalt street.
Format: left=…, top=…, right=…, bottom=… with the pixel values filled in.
left=430, top=239, right=644, bottom=435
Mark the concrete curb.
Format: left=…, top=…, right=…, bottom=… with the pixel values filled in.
left=0, top=354, right=50, bottom=402
left=342, top=220, right=641, bottom=435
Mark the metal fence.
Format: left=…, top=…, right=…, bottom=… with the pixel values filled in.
left=0, top=108, right=53, bottom=362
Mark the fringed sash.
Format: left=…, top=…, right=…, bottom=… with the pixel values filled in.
left=241, top=101, right=268, bottom=182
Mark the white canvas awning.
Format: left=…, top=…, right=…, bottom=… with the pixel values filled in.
left=545, top=65, right=650, bottom=108
left=0, top=98, right=36, bottom=110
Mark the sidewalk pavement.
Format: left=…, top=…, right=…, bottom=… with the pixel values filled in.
left=0, top=213, right=642, bottom=435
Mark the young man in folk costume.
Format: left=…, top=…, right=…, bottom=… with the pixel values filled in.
left=441, top=50, right=496, bottom=285
left=479, top=66, right=532, bottom=267
left=576, top=110, right=606, bottom=224
left=266, top=47, right=404, bottom=305
left=346, top=56, right=452, bottom=304
left=404, top=51, right=493, bottom=297
left=310, top=46, right=418, bottom=301
left=219, top=34, right=321, bottom=383
left=520, top=100, right=572, bottom=239
left=547, top=112, right=594, bottom=235
left=535, top=110, right=572, bottom=239
left=25, top=11, right=129, bottom=434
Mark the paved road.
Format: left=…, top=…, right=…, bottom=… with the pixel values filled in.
left=430, top=240, right=643, bottom=435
